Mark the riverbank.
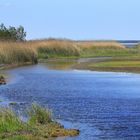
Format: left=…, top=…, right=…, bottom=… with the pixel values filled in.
left=0, top=39, right=132, bottom=64
left=1, top=63, right=140, bottom=139
left=0, top=103, right=79, bottom=140
left=1, top=39, right=140, bottom=73
left=73, top=57, right=140, bottom=73
left=0, top=75, right=6, bottom=85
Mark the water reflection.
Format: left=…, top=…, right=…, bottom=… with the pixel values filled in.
left=44, top=59, right=77, bottom=70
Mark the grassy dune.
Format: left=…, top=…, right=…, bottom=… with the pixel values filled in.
left=0, top=103, right=79, bottom=140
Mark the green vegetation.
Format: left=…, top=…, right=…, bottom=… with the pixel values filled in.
left=0, top=103, right=79, bottom=140
left=27, top=103, right=52, bottom=125
left=0, top=23, right=26, bottom=41
left=80, top=47, right=140, bottom=57
left=91, top=60, right=140, bottom=67
left=74, top=57, right=140, bottom=72
left=0, top=24, right=140, bottom=72
left=0, top=38, right=127, bottom=64
left=1, top=39, right=140, bottom=72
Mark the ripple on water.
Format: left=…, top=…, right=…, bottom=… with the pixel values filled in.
left=1, top=64, right=140, bottom=140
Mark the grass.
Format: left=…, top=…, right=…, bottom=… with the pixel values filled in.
left=91, top=60, right=140, bottom=67
left=0, top=39, right=128, bottom=65
left=0, top=42, right=37, bottom=65
left=1, top=39, right=140, bottom=72
left=0, top=103, right=79, bottom=140
left=80, top=47, right=140, bottom=57
left=27, top=103, right=52, bottom=125
left=74, top=57, right=140, bottom=72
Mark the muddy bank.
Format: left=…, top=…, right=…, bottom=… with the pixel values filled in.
left=72, top=57, right=140, bottom=73
left=0, top=75, right=6, bottom=85
left=74, top=64, right=140, bottom=73
left=0, top=63, right=35, bottom=70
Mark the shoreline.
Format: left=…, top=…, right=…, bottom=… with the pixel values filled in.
left=1, top=56, right=140, bottom=74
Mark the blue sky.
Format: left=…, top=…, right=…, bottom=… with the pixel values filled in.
left=0, top=0, right=140, bottom=40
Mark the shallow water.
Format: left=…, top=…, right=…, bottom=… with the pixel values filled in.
left=1, top=63, right=140, bottom=140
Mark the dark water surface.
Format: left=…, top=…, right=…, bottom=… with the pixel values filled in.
left=1, top=63, right=140, bottom=140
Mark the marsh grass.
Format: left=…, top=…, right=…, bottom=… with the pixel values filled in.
left=27, top=103, right=52, bottom=125
left=74, top=56, right=140, bottom=73
left=0, top=103, right=79, bottom=140
left=80, top=46, right=140, bottom=57
left=0, top=39, right=129, bottom=66
left=0, top=107, right=24, bottom=133
left=0, top=42, right=37, bottom=64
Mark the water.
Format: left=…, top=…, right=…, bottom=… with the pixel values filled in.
left=1, top=63, right=140, bottom=140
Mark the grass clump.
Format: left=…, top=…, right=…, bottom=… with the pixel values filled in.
left=27, top=103, right=52, bottom=125
left=0, top=107, right=23, bottom=133
left=0, top=103, right=79, bottom=140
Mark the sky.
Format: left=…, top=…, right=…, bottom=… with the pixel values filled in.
left=0, top=0, right=140, bottom=40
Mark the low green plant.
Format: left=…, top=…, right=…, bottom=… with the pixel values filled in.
left=0, top=103, right=79, bottom=140
left=27, top=103, right=52, bottom=125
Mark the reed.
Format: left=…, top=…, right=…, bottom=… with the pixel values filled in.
left=0, top=41, right=37, bottom=64
left=0, top=39, right=130, bottom=65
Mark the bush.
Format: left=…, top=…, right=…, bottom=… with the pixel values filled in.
left=0, top=23, right=26, bottom=41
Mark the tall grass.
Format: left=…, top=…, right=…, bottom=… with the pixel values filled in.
left=0, top=107, right=24, bottom=133
left=0, top=41, right=37, bottom=64
left=0, top=103, right=79, bottom=139
left=27, top=103, right=52, bottom=125
left=0, top=39, right=132, bottom=65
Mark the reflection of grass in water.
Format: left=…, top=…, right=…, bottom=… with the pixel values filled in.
left=0, top=103, right=79, bottom=140
left=45, top=60, right=77, bottom=70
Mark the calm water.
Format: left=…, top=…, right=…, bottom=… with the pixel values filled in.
left=1, top=63, right=140, bottom=140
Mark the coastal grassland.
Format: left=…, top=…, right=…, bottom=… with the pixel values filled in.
left=0, top=103, right=79, bottom=140
left=1, top=39, right=140, bottom=71
left=33, top=40, right=128, bottom=58
left=0, top=39, right=127, bottom=65
left=78, top=41, right=140, bottom=57
left=0, top=42, right=37, bottom=65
